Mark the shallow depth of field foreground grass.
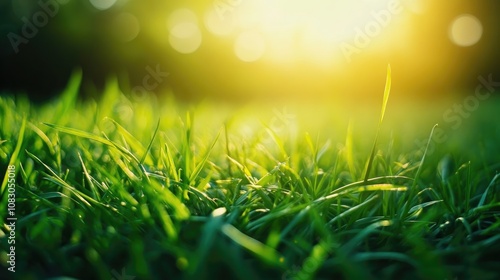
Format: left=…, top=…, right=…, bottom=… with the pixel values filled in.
left=1, top=72, right=500, bottom=280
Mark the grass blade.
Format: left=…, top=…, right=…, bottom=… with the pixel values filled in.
left=221, top=223, right=284, bottom=267
left=1, top=117, right=26, bottom=194
left=363, top=64, right=392, bottom=182
left=189, top=129, right=221, bottom=183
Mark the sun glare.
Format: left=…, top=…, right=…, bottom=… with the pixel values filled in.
left=201, top=0, right=408, bottom=64
left=166, top=0, right=411, bottom=64
left=158, top=1, right=487, bottom=99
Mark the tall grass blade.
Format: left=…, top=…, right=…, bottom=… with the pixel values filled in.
left=342, top=220, right=392, bottom=254
left=1, top=117, right=26, bottom=194
left=162, top=143, right=180, bottom=182
left=478, top=173, right=500, bottom=207
left=411, top=124, right=438, bottom=190
left=345, top=121, right=357, bottom=177
left=221, top=223, right=284, bottom=267
left=140, top=119, right=161, bottom=165
left=44, top=123, right=140, bottom=163
left=52, top=68, right=81, bottom=124
left=363, top=64, right=391, bottom=182
left=189, top=129, right=221, bottom=183
left=400, top=124, right=438, bottom=218
left=189, top=207, right=226, bottom=276
left=78, top=152, right=100, bottom=200
left=328, top=195, right=379, bottom=225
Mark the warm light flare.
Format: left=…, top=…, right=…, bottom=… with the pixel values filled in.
left=152, top=1, right=491, bottom=100
left=200, top=0, right=410, bottom=64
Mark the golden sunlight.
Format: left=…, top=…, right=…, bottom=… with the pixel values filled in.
left=202, top=0, right=409, bottom=65
left=150, top=0, right=493, bottom=100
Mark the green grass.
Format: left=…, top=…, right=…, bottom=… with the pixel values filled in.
left=1, top=71, right=500, bottom=280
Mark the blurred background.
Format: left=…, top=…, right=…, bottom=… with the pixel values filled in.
left=0, top=0, right=499, bottom=103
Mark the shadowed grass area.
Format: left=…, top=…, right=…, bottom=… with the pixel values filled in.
left=0, top=70, right=499, bottom=279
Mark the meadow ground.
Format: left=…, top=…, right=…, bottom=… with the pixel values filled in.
left=1, top=73, right=499, bottom=279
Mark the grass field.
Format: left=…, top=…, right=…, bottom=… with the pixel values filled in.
left=1, top=70, right=500, bottom=280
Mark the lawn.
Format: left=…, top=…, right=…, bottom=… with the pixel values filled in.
left=1, top=70, right=500, bottom=280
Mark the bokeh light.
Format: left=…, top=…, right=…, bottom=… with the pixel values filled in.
left=449, top=14, right=483, bottom=47
left=167, top=9, right=202, bottom=54
left=89, top=0, right=117, bottom=11
left=234, top=31, right=266, bottom=62
left=112, top=13, right=140, bottom=42
left=204, top=8, right=237, bottom=36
